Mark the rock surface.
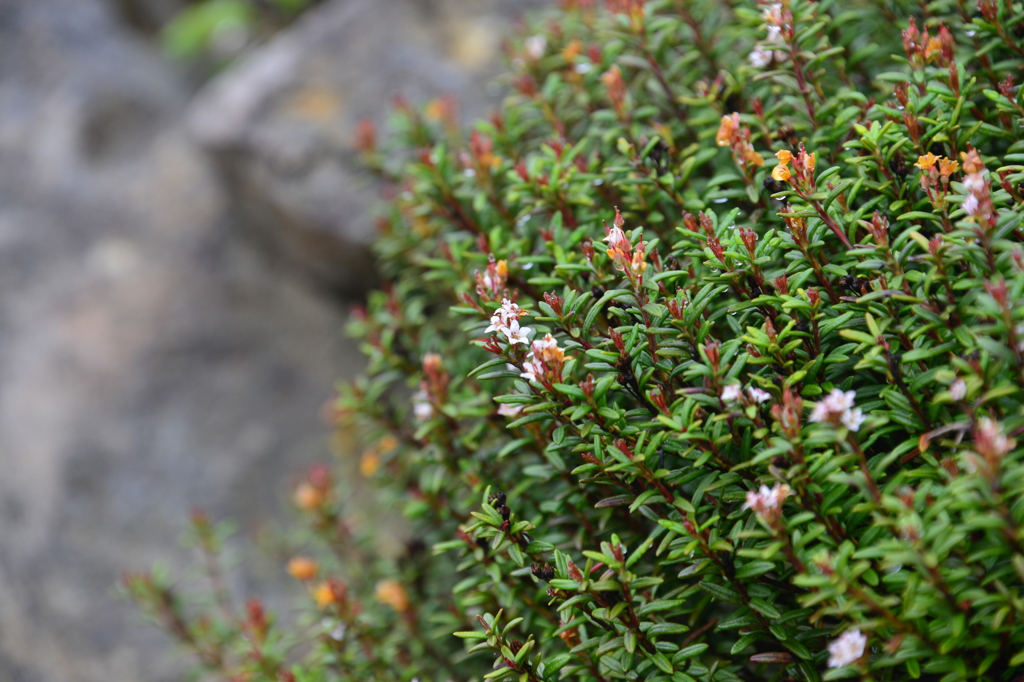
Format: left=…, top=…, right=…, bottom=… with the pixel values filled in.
left=187, top=0, right=550, bottom=294
left=0, top=0, right=545, bottom=680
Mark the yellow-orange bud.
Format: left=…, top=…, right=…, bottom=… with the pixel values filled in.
left=287, top=557, right=318, bottom=581
left=359, top=449, right=381, bottom=477
left=375, top=579, right=409, bottom=613
left=313, top=582, right=337, bottom=609
left=294, top=483, right=323, bottom=510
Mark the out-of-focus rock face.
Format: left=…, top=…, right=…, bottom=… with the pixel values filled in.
left=0, top=0, right=547, bottom=680
left=186, top=0, right=549, bottom=295
left=0, top=1, right=362, bottom=680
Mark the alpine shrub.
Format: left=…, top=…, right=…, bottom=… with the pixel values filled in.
left=126, top=0, right=1024, bottom=680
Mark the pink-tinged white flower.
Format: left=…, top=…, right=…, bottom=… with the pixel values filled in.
left=476, top=257, right=508, bottom=299
left=840, top=408, right=865, bottom=431
left=962, top=193, right=979, bottom=216
left=721, top=384, right=743, bottom=402
left=809, top=389, right=863, bottom=430
left=520, top=334, right=568, bottom=384
left=603, top=217, right=647, bottom=279
left=486, top=299, right=533, bottom=345
left=823, top=389, right=856, bottom=413
left=766, top=25, right=783, bottom=42
left=762, top=2, right=784, bottom=25
left=827, top=629, right=867, bottom=668
left=950, top=379, right=967, bottom=401
left=524, top=35, right=547, bottom=60
left=412, top=389, right=434, bottom=422
left=743, top=482, right=791, bottom=523
left=747, top=387, right=772, bottom=404
left=496, top=401, right=524, bottom=418
left=520, top=359, right=542, bottom=382
left=748, top=47, right=772, bottom=68
left=974, top=418, right=1015, bottom=460
left=603, top=226, right=628, bottom=247
left=963, top=173, right=986, bottom=193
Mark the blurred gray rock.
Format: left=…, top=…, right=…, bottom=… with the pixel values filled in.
left=186, top=0, right=549, bottom=294
left=0, top=0, right=358, bottom=681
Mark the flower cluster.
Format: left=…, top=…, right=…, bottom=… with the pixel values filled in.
left=902, top=18, right=954, bottom=68
left=915, top=152, right=958, bottom=207
left=721, top=383, right=771, bottom=404
left=771, top=145, right=815, bottom=191
left=475, top=255, right=509, bottom=301
left=808, top=388, right=865, bottom=431
left=716, top=113, right=764, bottom=170
left=485, top=299, right=532, bottom=346
left=965, top=417, right=1017, bottom=479
left=520, top=334, right=567, bottom=385
left=743, top=482, right=791, bottom=524
left=602, top=210, right=647, bottom=280
left=748, top=2, right=790, bottom=68
left=959, top=149, right=997, bottom=230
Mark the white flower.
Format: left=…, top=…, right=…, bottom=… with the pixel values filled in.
left=485, top=299, right=515, bottom=332
left=962, top=193, right=979, bottom=216
left=412, top=389, right=434, bottom=422
left=519, top=334, right=567, bottom=383
left=975, top=417, right=1015, bottom=459
left=486, top=299, right=532, bottom=345
left=748, top=47, right=772, bottom=68
left=525, top=34, right=547, bottom=60
left=827, top=629, right=867, bottom=668
left=808, top=401, right=832, bottom=424
left=950, top=379, right=967, bottom=401
left=963, top=173, right=986, bottom=193
left=520, top=359, right=543, bottom=382
left=762, top=2, right=783, bottom=25
left=823, top=389, right=856, bottom=413
left=497, top=402, right=524, bottom=418
left=603, top=226, right=628, bottom=246
left=840, top=408, right=865, bottom=432
left=810, top=389, right=861, bottom=430
left=503, top=318, right=533, bottom=345
left=721, top=384, right=743, bottom=402
left=743, top=482, right=791, bottom=522
left=531, top=334, right=560, bottom=354
left=747, top=387, right=772, bottom=404
left=766, top=25, right=783, bottom=43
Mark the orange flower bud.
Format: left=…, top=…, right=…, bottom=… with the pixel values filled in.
left=960, top=149, right=984, bottom=174
left=314, top=582, right=337, bottom=609
left=716, top=114, right=739, bottom=147
left=287, top=557, right=319, bottom=582
left=743, top=147, right=765, bottom=167
left=375, top=579, right=409, bottom=613
left=294, top=483, right=323, bottom=510
left=359, top=449, right=381, bottom=477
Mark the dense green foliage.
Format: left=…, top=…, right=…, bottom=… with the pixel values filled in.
left=126, top=0, right=1024, bottom=680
